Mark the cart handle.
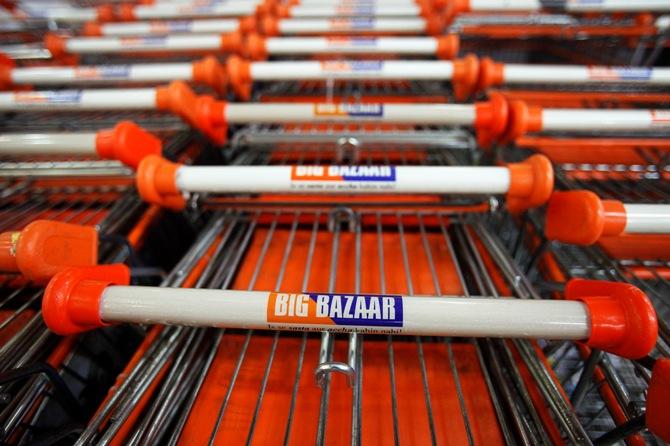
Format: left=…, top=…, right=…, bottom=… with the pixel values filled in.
left=134, top=153, right=552, bottom=211
left=0, top=221, right=98, bottom=284
left=226, top=53, right=479, bottom=101
left=243, top=33, right=460, bottom=61
left=41, top=264, right=657, bottom=359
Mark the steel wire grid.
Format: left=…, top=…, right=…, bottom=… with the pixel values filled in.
left=253, top=79, right=452, bottom=103
left=75, top=207, right=616, bottom=445
left=487, top=209, right=665, bottom=445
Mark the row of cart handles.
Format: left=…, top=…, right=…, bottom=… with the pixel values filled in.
left=5, top=51, right=670, bottom=101
left=6, top=0, right=670, bottom=24
left=0, top=222, right=659, bottom=360
left=1, top=81, right=669, bottom=145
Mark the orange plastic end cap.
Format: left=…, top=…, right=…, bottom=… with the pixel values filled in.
left=436, top=34, right=459, bottom=60
left=136, top=155, right=186, bottom=210
left=545, top=191, right=626, bottom=245
left=245, top=33, right=268, bottom=60
left=44, top=33, right=68, bottom=59
left=95, top=120, right=162, bottom=169
left=503, top=100, right=542, bottom=143
left=227, top=55, right=252, bottom=100
left=238, top=16, right=257, bottom=34
left=0, top=63, right=13, bottom=90
left=262, top=15, right=280, bottom=36
left=474, top=92, right=508, bottom=148
left=566, top=278, right=657, bottom=359
left=506, top=154, right=554, bottom=213
left=424, top=13, right=444, bottom=36
left=443, top=0, right=469, bottom=24
left=96, top=5, right=115, bottom=22
left=275, top=4, right=291, bottom=17
left=193, top=56, right=227, bottom=96
left=194, top=95, right=228, bottom=144
left=118, top=4, right=136, bottom=21
left=82, top=21, right=102, bottom=36
left=477, top=57, right=504, bottom=91
left=12, top=221, right=98, bottom=284
left=220, top=31, right=244, bottom=55
left=451, top=54, right=479, bottom=101
left=647, top=359, right=670, bottom=442
left=43, top=264, right=130, bottom=335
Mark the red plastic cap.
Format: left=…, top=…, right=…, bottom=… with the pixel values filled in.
left=503, top=100, right=543, bottom=143
left=136, top=155, right=186, bottom=210
left=506, top=154, right=554, bottom=213
left=95, top=121, right=162, bottom=169
left=155, top=81, right=227, bottom=144
left=96, top=5, right=115, bottom=22
left=43, top=264, right=130, bottom=335
left=192, top=56, right=227, bottom=96
left=423, top=13, right=444, bottom=36
left=118, top=4, right=136, bottom=21
left=647, top=359, right=670, bottom=442
left=227, top=55, right=252, bottom=100
left=220, top=31, right=244, bottom=55
left=477, top=57, right=504, bottom=91
left=451, top=54, right=479, bottom=101
left=82, top=22, right=102, bottom=36
left=474, top=92, right=508, bottom=148
left=0, top=221, right=98, bottom=284
left=566, top=278, right=657, bottom=359
left=262, top=16, right=280, bottom=36
left=436, top=34, right=459, bottom=60
left=238, top=16, right=257, bottom=34
left=44, top=33, right=68, bottom=59
left=545, top=191, right=627, bottom=245
left=245, top=33, right=268, bottom=60
left=0, top=62, right=12, bottom=90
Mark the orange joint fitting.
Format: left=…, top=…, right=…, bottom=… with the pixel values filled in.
left=503, top=100, right=543, bottom=143
left=0, top=221, right=98, bottom=284
left=136, top=155, right=186, bottom=210
left=82, top=21, right=102, bottom=36
left=436, top=34, right=459, bottom=60
left=44, top=33, right=68, bottom=59
left=444, top=0, right=470, bottom=25
left=96, top=5, right=115, bottom=22
left=238, top=16, right=258, bottom=34
left=95, top=120, right=162, bottom=170
left=118, top=4, right=137, bottom=21
left=565, top=278, right=657, bottom=360
left=220, top=31, right=244, bottom=55
left=0, top=61, right=14, bottom=91
left=474, top=92, right=508, bottom=148
left=505, top=154, right=554, bottom=214
left=155, top=81, right=227, bottom=144
left=451, top=54, right=479, bottom=101
left=256, top=0, right=278, bottom=17
left=43, top=264, right=130, bottom=335
left=275, top=4, right=291, bottom=17
left=245, top=33, right=268, bottom=60
left=227, top=55, right=252, bottom=100
left=192, top=56, right=227, bottom=96
left=423, top=12, right=444, bottom=36
left=477, top=57, right=504, bottom=92
left=545, top=190, right=626, bottom=245
left=647, top=359, right=670, bottom=442
left=262, top=16, right=280, bottom=36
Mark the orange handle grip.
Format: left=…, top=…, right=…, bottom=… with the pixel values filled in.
left=192, top=56, right=227, bottom=97
left=227, top=55, right=252, bottom=100
left=565, top=279, right=657, bottom=359
left=474, top=92, right=508, bottom=148
left=451, top=54, right=479, bottom=101
left=506, top=154, right=554, bottom=213
left=0, top=221, right=98, bottom=284
left=95, top=120, right=162, bottom=169
left=545, top=190, right=627, bottom=245
left=43, top=264, right=130, bottom=335
left=136, top=155, right=186, bottom=210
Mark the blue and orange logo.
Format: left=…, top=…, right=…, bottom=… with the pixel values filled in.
left=291, top=165, right=396, bottom=182
left=313, top=103, right=383, bottom=117
left=74, top=66, right=130, bottom=80
left=588, top=66, right=651, bottom=81
left=267, top=293, right=403, bottom=328
left=13, top=91, right=81, bottom=104
left=320, top=61, right=383, bottom=73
